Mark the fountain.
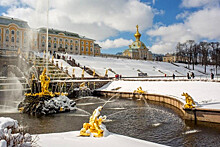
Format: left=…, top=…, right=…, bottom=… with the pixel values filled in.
left=18, top=68, right=76, bottom=115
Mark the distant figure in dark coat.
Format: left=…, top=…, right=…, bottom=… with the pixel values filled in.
left=187, top=73, right=190, bottom=79
left=172, top=73, right=175, bottom=80
left=211, top=73, right=214, bottom=79
left=191, top=72, right=195, bottom=79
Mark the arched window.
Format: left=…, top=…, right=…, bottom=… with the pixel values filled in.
left=59, top=44, right=62, bottom=48
left=86, top=47, right=88, bottom=52
left=90, top=47, right=93, bottom=52
left=70, top=40, right=73, bottom=43
left=42, top=35, right=45, bottom=39
left=48, top=42, right=51, bottom=48
left=54, top=37, right=57, bottom=41
left=70, top=45, right=73, bottom=50
left=81, top=46, right=84, bottom=51
left=81, top=41, right=84, bottom=45
left=6, top=29, right=9, bottom=34
left=86, top=42, right=88, bottom=45
left=54, top=43, right=57, bottom=48
left=48, top=36, right=51, bottom=40
left=75, top=46, right=78, bottom=50
left=42, top=42, right=45, bottom=47
left=65, top=44, right=68, bottom=49
left=75, top=40, right=78, bottom=44
left=65, top=39, right=68, bottom=42
left=11, top=30, right=15, bottom=35
left=11, top=37, right=14, bottom=42
left=6, top=36, right=9, bottom=42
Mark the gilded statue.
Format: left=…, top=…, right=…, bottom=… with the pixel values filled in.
left=40, top=68, right=50, bottom=94
left=80, top=106, right=106, bottom=137
left=182, top=92, right=196, bottom=109
left=133, top=86, right=146, bottom=94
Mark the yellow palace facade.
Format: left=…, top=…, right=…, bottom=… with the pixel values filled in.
left=0, top=16, right=101, bottom=56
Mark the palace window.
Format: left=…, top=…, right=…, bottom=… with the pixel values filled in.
left=11, top=30, right=15, bottom=35
left=42, top=36, right=45, bottom=39
left=6, top=36, right=9, bottom=42
left=70, top=40, right=73, bottom=43
left=48, top=36, right=51, bottom=40
left=60, top=38, right=62, bottom=42
left=65, top=44, right=68, bottom=49
left=42, top=42, right=45, bottom=47
left=59, top=44, right=62, bottom=48
left=75, top=40, right=78, bottom=44
left=75, top=46, right=78, bottom=50
left=65, top=39, right=68, bottom=42
left=86, top=47, right=88, bottom=52
left=81, top=46, right=84, bottom=51
left=70, top=45, right=73, bottom=50
left=90, top=42, right=93, bottom=46
left=90, top=47, right=93, bottom=52
left=48, top=42, right=51, bottom=48
left=16, top=38, right=19, bottom=43
left=86, top=42, right=88, bottom=45
left=54, top=43, right=57, bottom=48
left=54, top=37, right=57, bottom=41
left=81, top=41, right=84, bottom=45
left=11, top=37, right=14, bottom=42
left=6, top=29, right=9, bottom=34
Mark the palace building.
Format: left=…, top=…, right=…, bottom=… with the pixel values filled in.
left=0, top=16, right=31, bottom=55
left=0, top=16, right=101, bottom=56
left=123, top=25, right=152, bottom=60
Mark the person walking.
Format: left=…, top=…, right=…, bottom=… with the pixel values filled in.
left=172, top=73, right=175, bottom=80
left=211, top=73, right=214, bottom=79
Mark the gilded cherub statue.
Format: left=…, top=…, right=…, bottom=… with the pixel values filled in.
left=182, top=92, right=196, bottom=109
left=80, top=106, right=107, bottom=137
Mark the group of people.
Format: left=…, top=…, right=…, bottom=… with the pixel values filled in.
left=187, top=72, right=195, bottom=79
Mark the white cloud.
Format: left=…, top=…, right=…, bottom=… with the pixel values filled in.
left=176, top=11, right=190, bottom=20
left=97, top=38, right=133, bottom=49
left=147, top=7, right=220, bottom=54
left=0, top=0, right=18, bottom=6
left=1, top=0, right=154, bottom=40
left=181, top=0, right=220, bottom=8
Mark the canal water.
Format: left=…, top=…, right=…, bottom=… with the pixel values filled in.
left=0, top=96, right=220, bottom=146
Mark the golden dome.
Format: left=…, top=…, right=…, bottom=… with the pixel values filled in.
left=134, top=25, right=141, bottom=41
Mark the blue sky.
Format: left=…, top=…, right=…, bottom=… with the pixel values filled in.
left=0, top=0, right=219, bottom=54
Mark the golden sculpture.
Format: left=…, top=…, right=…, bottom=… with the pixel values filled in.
left=182, top=92, right=195, bottom=109
left=105, top=69, right=108, bottom=77
left=40, top=68, right=50, bottom=94
left=93, top=70, right=96, bottom=77
left=82, top=69, right=84, bottom=78
left=133, top=86, right=146, bottom=94
left=80, top=106, right=106, bottom=137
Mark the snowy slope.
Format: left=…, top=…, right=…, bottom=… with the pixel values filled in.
left=59, top=53, right=207, bottom=77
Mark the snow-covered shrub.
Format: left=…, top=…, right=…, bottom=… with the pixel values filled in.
left=0, top=117, right=35, bottom=147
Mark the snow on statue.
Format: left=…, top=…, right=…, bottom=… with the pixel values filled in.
left=80, top=106, right=109, bottom=137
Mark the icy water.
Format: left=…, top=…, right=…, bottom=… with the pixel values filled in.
left=0, top=96, right=220, bottom=146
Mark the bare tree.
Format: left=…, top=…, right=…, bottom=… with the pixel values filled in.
left=200, top=42, right=209, bottom=73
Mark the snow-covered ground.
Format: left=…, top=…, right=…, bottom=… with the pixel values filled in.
left=52, top=59, right=92, bottom=78
left=58, top=53, right=214, bottom=77
left=98, top=81, right=220, bottom=109
left=0, top=117, right=166, bottom=147
left=36, top=131, right=166, bottom=147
